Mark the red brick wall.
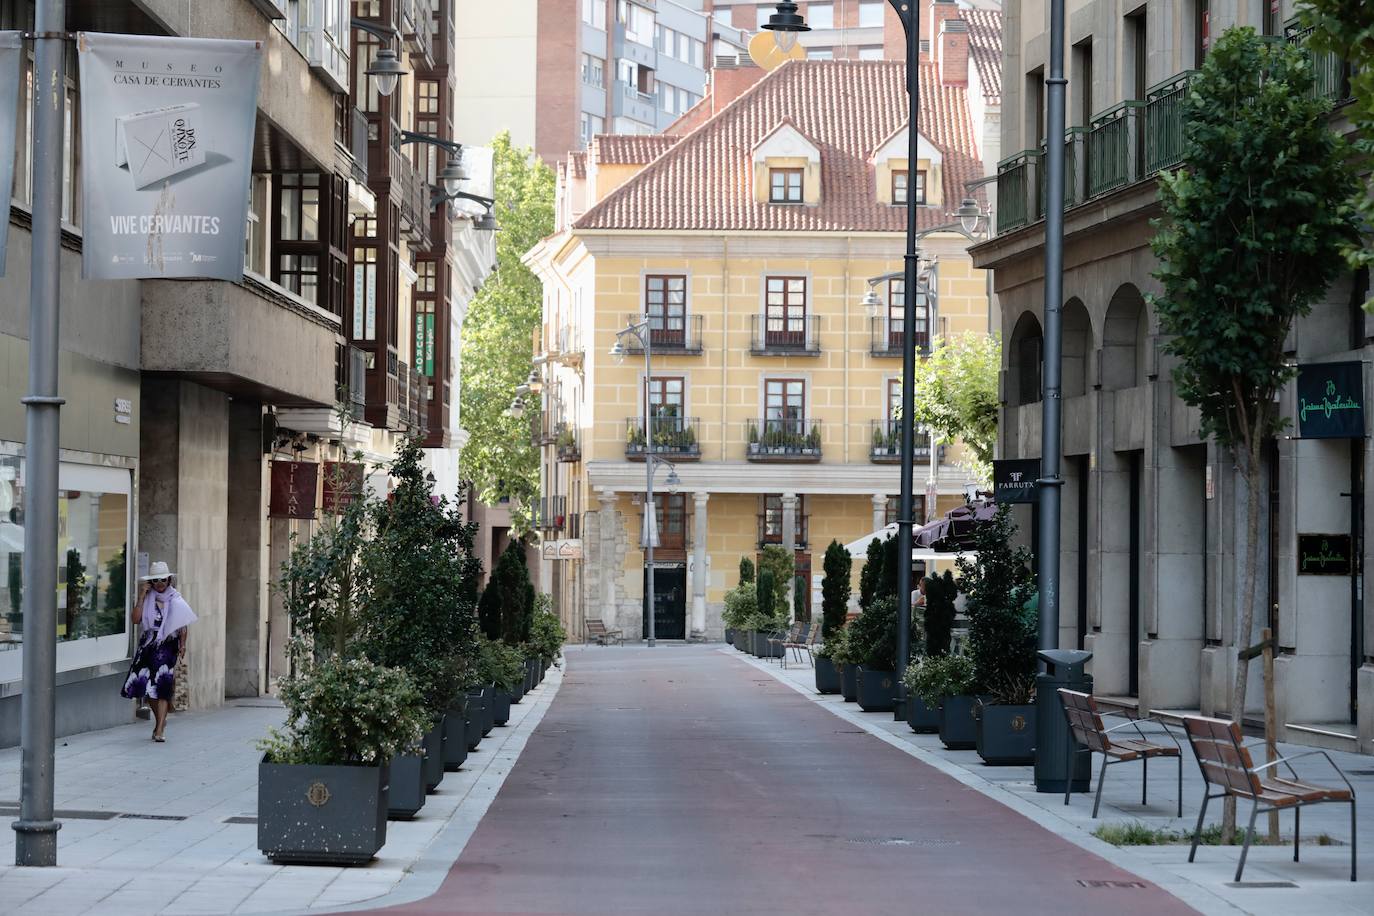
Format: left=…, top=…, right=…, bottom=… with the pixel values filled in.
left=536, top=0, right=583, bottom=166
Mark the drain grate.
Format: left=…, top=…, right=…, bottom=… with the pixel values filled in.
left=0, top=805, right=118, bottom=821
left=807, top=833, right=958, bottom=848
left=1225, top=881, right=1299, bottom=889
left=223, top=816, right=257, bottom=825
left=119, top=813, right=187, bottom=821
left=1077, top=880, right=1147, bottom=889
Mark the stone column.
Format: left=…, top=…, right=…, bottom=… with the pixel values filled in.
left=692, top=492, right=709, bottom=638
left=871, top=492, right=887, bottom=532
left=598, top=488, right=618, bottom=631
left=780, top=493, right=798, bottom=622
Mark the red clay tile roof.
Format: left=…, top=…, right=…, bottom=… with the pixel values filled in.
left=966, top=9, right=1003, bottom=106
left=573, top=60, right=982, bottom=233
left=569, top=150, right=587, bottom=179
left=592, top=134, right=681, bottom=165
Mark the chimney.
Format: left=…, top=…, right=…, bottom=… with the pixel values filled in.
left=709, top=57, right=766, bottom=114
left=938, top=18, right=970, bottom=87
left=929, top=0, right=961, bottom=45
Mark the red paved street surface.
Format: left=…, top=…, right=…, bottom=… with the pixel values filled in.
left=380, top=646, right=1196, bottom=916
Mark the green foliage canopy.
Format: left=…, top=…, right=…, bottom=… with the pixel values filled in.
left=820, top=540, right=852, bottom=639
left=957, top=505, right=1036, bottom=698
left=911, top=332, right=1001, bottom=485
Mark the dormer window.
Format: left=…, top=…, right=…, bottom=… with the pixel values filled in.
left=893, top=169, right=908, bottom=205
left=770, top=168, right=804, bottom=203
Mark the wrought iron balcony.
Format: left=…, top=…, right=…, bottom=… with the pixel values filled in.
left=868, top=317, right=930, bottom=358
left=869, top=419, right=932, bottom=464
left=533, top=495, right=567, bottom=532
left=1144, top=71, right=1198, bottom=177
left=1036, top=128, right=1084, bottom=219
left=555, top=423, right=581, bottom=463
left=619, top=314, right=704, bottom=354
left=749, top=315, right=820, bottom=356
left=625, top=416, right=701, bottom=461
left=1286, top=22, right=1352, bottom=105
left=746, top=417, right=822, bottom=463
left=1086, top=100, right=1144, bottom=198
left=995, top=150, right=1037, bottom=234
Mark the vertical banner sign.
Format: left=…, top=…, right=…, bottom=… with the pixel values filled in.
left=1297, top=361, right=1365, bottom=439
left=269, top=461, right=318, bottom=520
left=993, top=458, right=1041, bottom=504
left=0, top=33, right=21, bottom=277
left=76, top=32, right=262, bottom=280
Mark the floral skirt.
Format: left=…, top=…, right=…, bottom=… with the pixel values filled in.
left=121, top=630, right=181, bottom=701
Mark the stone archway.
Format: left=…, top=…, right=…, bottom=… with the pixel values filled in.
left=1062, top=298, right=1092, bottom=398
left=1007, top=311, right=1044, bottom=407
left=1101, top=284, right=1150, bottom=391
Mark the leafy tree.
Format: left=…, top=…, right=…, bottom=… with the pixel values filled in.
left=911, top=332, right=1000, bottom=485
left=755, top=568, right=776, bottom=625
left=1148, top=28, right=1358, bottom=753
left=858, top=537, right=884, bottom=611
left=279, top=480, right=370, bottom=659
left=878, top=534, right=900, bottom=603
left=820, top=540, right=852, bottom=639
left=477, top=543, right=514, bottom=641
left=923, top=570, right=958, bottom=657
left=957, top=505, right=1036, bottom=698
left=755, top=545, right=793, bottom=618
left=1301, top=0, right=1374, bottom=302
left=508, top=543, right=536, bottom=646
left=458, top=132, right=556, bottom=525
left=738, top=556, right=755, bottom=583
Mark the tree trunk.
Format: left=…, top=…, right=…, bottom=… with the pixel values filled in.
left=1224, top=438, right=1265, bottom=842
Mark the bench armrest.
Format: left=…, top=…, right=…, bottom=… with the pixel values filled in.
left=1102, top=716, right=1180, bottom=750
left=1251, top=750, right=1356, bottom=793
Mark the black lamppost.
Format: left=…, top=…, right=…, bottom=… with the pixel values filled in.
left=766, top=0, right=925, bottom=701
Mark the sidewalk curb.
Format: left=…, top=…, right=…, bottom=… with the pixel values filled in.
left=725, top=648, right=1244, bottom=916
left=272, top=658, right=566, bottom=916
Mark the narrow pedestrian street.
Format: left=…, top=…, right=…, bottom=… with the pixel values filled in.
left=383, top=646, right=1193, bottom=916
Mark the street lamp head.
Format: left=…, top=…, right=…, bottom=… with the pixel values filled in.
left=514, top=382, right=531, bottom=397
left=438, top=155, right=468, bottom=197
left=762, top=1, right=809, bottom=53
left=366, top=48, right=408, bottom=98
left=665, top=468, right=681, bottom=495
left=957, top=197, right=984, bottom=237
left=526, top=368, right=542, bottom=394
left=505, top=395, right=525, bottom=419
left=609, top=339, right=627, bottom=365
left=474, top=208, right=499, bottom=231
left=861, top=287, right=883, bottom=320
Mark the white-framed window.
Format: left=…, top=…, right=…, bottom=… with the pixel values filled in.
left=808, top=3, right=834, bottom=29
left=859, top=1, right=885, bottom=28
left=858, top=45, right=884, bottom=60
left=582, top=53, right=605, bottom=87
left=619, top=1, right=655, bottom=45
left=581, top=111, right=604, bottom=145
left=244, top=174, right=269, bottom=275
left=583, top=0, right=606, bottom=29
left=809, top=48, right=833, bottom=60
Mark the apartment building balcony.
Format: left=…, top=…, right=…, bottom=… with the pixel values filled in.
left=1036, top=128, right=1085, bottom=220
left=869, top=420, right=932, bottom=464
left=620, top=314, right=703, bottom=355
left=341, top=344, right=367, bottom=421
left=534, top=496, right=567, bottom=533
left=757, top=516, right=809, bottom=552
left=625, top=416, right=701, bottom=461
left=392, top=147, right=431, bottom=248
left=549, top=325, right=584, bottom=367
left=1086, top=101, right=1144, bottom=198
left=555, top=424, right=582, bottom=463
left=614, top=80, right=659, bottom=125
left=868, top=317, right=930, bottom=358
left=746, top=418, right=822, bottom=463
left=400, top=0, right=434, bottom=68
left=749, top=315, right=820, bottom=356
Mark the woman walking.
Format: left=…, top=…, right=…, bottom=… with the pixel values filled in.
left=121, top=561, right=196, bottom=742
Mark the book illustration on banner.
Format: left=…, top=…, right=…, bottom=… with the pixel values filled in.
left=113, top=103, right=228, bottom=189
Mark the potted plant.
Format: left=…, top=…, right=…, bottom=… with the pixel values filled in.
left=902, top=571, right=958, bottom=732
left=848, top=595, right=901, bottom=712
left=258, top=482, right=429, bottom=865
left=829, top=626, right=859, bottom=701
left=959, top=505, right=1038, bottom=765
left=910, top=653, right=977, bottom=749
left=723, top=558, right=755, bottom=645
left=479, top=636, right=524, bottom=725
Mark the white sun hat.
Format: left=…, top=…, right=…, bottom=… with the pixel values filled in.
left=140, top=560, right=175, bottom=582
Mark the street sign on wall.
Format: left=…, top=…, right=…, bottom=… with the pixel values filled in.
left=76, top=32, right=262, bottom=280
left=0, top=33, right=20, bottom=276
left=993, top=458, right=1040, bottom=504
left=1297, top=361, right=1365, bottom=439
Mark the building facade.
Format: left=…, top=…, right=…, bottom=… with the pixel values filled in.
left=454, top=0, right=744, bottom=165
left=527, top=50, right=1000, bottom=643
left=972, top=0, right=1369, bottom=750
left=0, top=0, right=494, bottom=745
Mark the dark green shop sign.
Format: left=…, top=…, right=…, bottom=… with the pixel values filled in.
left=1297, top=361, right=1364, bottom=439
left=994, top=458, right=1041, bottom=505
left=1297, top=534, right=1352, bottom=576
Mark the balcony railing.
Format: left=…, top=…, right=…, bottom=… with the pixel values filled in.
left=620, top=314, right=704, bottom=354
left=1036, top=128, right=1084, bottom=219
left=757, top=516, right=810, bottom=551
left=1144, top=71, right=1198, bottom=177
left=1087, top=100, right=1144, bottom=198
left=1286, top=22, right=1352, bottom=105
left=625, top=416, right=701, bottom=460
left=869, top=419, right=932, bottom=463
left=555, top=424, right=581, bottom=463
left=346, top=344, right=367, bottom=420
left=995, top=150, right=1038, bottom=234
left=746, top=418, right=822, bottom=463
left=868, top=317, right=930, bottom=357
left=533, top=496, right=567, bottom=532
left=749, top=314, right=821, bottom=356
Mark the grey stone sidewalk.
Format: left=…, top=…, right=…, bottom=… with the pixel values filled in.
left=0, top=662, right=563, bottom=915
left=740, top=647, right=1374, bottom=916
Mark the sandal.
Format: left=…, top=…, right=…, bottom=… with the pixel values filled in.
left=153, top=733, right=165, bottom=743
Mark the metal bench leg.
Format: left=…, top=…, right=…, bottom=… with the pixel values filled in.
left=1351, top=798, right=1358, bottom=882
left=1176, top=753, right=1183, bottom=818
left=1091, top=755, right=1110, bottom=819
left=1294, top=806, right=1300, bottom=862
left=1236, top=802, right=1261, bottom=883
left=1188, top=793, right=1212, bottom=863
left=1141, top=755, right=1148, bottom=806
left=1063, top=739, right=1074, bottom=807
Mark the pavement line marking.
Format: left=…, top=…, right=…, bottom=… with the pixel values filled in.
left=725, top=647, right=1246, bottom=916
left=264, top=659, right=567, bottom=916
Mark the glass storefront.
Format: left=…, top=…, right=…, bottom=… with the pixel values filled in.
left=0, top=455, right=132, bottom=681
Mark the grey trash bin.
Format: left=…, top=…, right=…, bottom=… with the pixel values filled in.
left=1034, top=649, right=1093, bottom=794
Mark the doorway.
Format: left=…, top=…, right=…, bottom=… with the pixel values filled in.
left=643, top=564, right=686, bottom=640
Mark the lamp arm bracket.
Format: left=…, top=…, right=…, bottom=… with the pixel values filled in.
left=398, top=130, right=463, bottom=156
left=351, top=18, right=399, bottom=41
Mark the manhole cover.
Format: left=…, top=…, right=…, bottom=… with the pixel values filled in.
left=807, top=834, right=957, bottom=848
left=1077, top=880, right=1147, bottom=889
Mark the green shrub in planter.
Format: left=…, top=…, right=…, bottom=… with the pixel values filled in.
left=908, top=654, right=978, bottom=750
left=756, top=545, right=793, bottom=617
left=857, top=537, right=884, bottom=611
left=820, top=540, right=851, bottom=640
left=923, top=570, right=958, bottom=657
left=528, top=597, right=566, bottom=663
left=722, top=569, right=759, bottom=633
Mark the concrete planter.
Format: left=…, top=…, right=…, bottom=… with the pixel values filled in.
left=388, top=752, right=427, bottom=819
left=258, top=757, right=388, bottom=865
left=443, top=706, right=469, bottom=771
left=974, top=702, right=1037, bottom=765
left=814, top=656, right=841, bottom=694
left=465, top=689, right=486, bottom=752
left=855, top=667, right=896, bottom=712
left=938, top=695, right=979, bottom=750
left=421, top=720, right=444, bottom=792
left=752, top=632, right=782, bottom=658
left=492, top=690, right=513, bottom=726
left=523, top=658, right=538, bottom=694
left=725, top=627, right=734, bottom=645
left=840, top=663, right=858, bottom=702
left=906, top=694, right=940, bottom=733
left=480, top=686, right=496, bottom=736
left=737, top=630, right=754, bottom=652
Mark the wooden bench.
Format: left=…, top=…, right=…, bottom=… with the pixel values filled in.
left=1058, top=689, right=1183, bottom=819
left=584, top=618, right=623, bottom=646
left=782, top=621, right=821, bottom=668
left=1183, top=715, right=1357, bottom=882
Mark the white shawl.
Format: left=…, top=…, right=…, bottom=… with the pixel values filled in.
left=142, top=586, right=197, bottom=645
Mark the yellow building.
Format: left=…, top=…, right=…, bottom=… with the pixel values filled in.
left=525, top=54, right=997, bottom=642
